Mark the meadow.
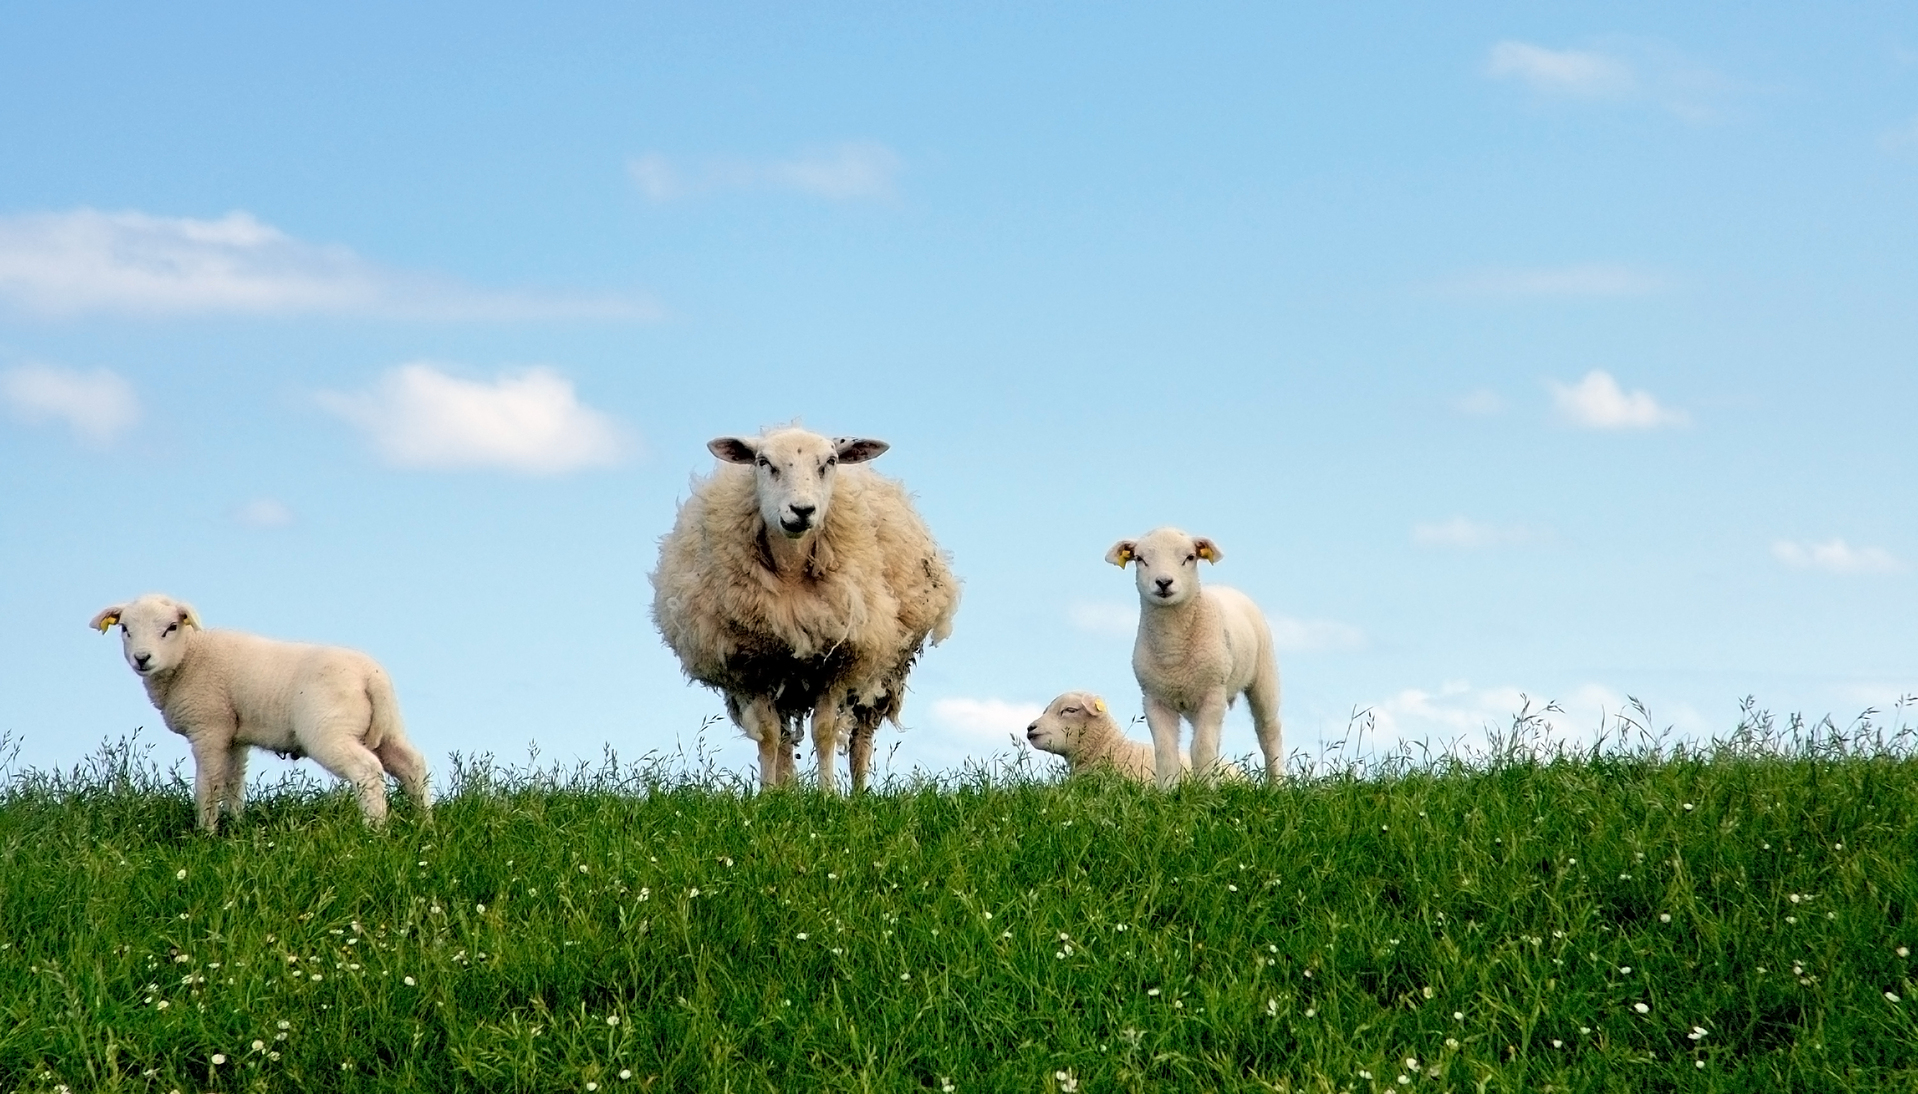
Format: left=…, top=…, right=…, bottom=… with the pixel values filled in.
left=1, top=701, right=1915, bottom=1093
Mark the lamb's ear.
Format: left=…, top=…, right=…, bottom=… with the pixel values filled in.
left=708, top=437, right=759, bottom=464
left=1105, top=540, right=1136, bottom=567
left=90, top=606, right=125, bottom=633
left=1193, top=537, right=1223, bottom=564
left=176, top=602, right=202, bottom=630
left=833, top=437, right=889, bottom=464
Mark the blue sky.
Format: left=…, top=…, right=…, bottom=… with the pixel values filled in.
left=3, top=3, right=1915, bottom=782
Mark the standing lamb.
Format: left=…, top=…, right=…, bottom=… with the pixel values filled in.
left=91, top=594, right=431, bottom=831
left=1107, top=527, right=1283, bottom=786
left=650, top=426, right=960, bottom=792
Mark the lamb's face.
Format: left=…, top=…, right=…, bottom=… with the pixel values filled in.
left=1026, top=692, right=1108, bottom=760
left=1107, top=527, right=1221, bottom=608
left=92, top=594, right=200, bottom=677
left=708, top=429, right=890, bottom=539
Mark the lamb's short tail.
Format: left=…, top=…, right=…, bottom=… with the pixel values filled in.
left=365, top=668, right=402, bottom=752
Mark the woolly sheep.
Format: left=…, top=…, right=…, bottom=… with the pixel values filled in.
left=650, top=426, right=961, bottom=792
left=1107, top=527, right=1283, bottom=786
left=90, top=594, right=431, bottom=831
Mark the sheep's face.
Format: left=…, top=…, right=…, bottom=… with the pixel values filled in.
left=92, top=594, right=200, bottom=677
left=1026, top=692, right=1109, bottom=761
left=709, top=428, right=889, bottom=539
left=1107, top=527, right=1221, bottom=608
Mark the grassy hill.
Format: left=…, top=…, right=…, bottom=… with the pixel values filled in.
left=2, top=704, right=1915, bottom=1092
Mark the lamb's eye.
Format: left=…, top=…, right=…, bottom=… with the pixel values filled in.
left=163, top=623, right=178, bottom=635
left=1185, top=553, right=1197, bottom=563
left=1061, top=706, right=1079, bottom=715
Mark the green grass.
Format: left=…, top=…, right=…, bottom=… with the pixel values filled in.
left=2, top=702, right=1916, bottom=1093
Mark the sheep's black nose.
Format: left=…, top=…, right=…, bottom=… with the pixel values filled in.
left=789, top=504, right=816, bottom=519
left=133, top=653, right=152, bottom=669
left=1154, top=577, right=1174, bottom=591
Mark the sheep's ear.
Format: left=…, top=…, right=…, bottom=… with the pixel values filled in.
left=1193, top=537, right=1223, bottom=563
left=90, top=606, right=124, bottom=633
left=177, top=603, right=202, bottom=630
left=833, top=437, right=889, bottom=464
left=708, top=437, right=759, bottom=464
left=1105, top=540, right=1136, bottom=567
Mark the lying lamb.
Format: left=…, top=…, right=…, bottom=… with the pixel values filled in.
left=651, top=426, right=960, bottom=792
left=1107, top=527, right=1283, bottom=786
left=91, top=594, right=431, bottom=831
left=1026, top=691, right=1247, bottom=781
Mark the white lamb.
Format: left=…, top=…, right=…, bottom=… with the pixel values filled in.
left=651, top=426, right=961, bottom=792
left=1107, top=527, right=1283, bottom=786
left=1027, top=691, right=1248, bottom=782
left=91, top=594, right=431, bottom=831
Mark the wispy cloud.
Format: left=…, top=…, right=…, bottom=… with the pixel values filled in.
left=1487, top=41, right=1635, bottom=99
left=1485, top=39, right=1732, bottom=121
left=1549, top=370, right=1688, bottom=430
left=1772, top=539, right=1905, bottom=575
left=1436, top=263, right=1668, bottom=300
left=629, top=142, right=903, bottom=202
left=1412, top=517, right=1546, bottom=550
left=1456, top=389, right=1505, bottom=416
left=1067, top=600, right=1137, bottom=638
left=0, top=209, right=656, bottom=320
left=1881, top=114, right=1918, bottom=152
left=232, top=498, right=294, bottom=528
left=0, top=363, right=140, bottom=446
left=1270, top=616, right=1366, bottom=654
left=1365, top=681, right=1640, bottom=752
left=318, top=363, right=632, bottom=475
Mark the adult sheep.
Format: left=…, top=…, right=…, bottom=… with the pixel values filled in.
left=90, top=593, right=431, bottom=831
left=1107, top=527, right=1283, bottom=787
left=651, top=426, right=960, bottom=792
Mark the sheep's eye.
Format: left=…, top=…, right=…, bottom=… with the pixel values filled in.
left=1061, top=706, right=1079, bottom=715
left=825, top=455, right=838, bottom=468
left=163, top=623, right=178, bottom=635
left=1185, top=553, right=1197, bottom=563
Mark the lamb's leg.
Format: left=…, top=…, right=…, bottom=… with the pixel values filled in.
left=811, top=692, right=845, bottom=794
left=188, top=734, right=234, bottom=833
left=222, top=743, right=249, bottom=821
left=1246, top=660, right=1284, bottom=783
left=1189, top=691, right=1230, bottom=785
left=375, top=735, right=434, bottom=818
left=302, top=730, right=392, bottom=826
left=733, top=696, right=786, bottom=789
left=1142, top=694, right=1186, bottom=790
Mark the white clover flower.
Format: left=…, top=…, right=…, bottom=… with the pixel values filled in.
left=211, top=1054, right=226, bottom=1065
left=1634, top=1002, right=1649, bottom=1014
left=1900, top=947, right=1911, bottom=958
left=1888, top=992, right=1903, bottom=1004
left=1445, top=1037, right=1459, bottom=1049
left=1304, top=1007, right=1316, bottom=1017
left=404, top=976, right=416, bottom=986
left=900, top=972, right=911, bottom=981
left=176, top=869, right=187, bottom=880
left=1683, top=802, right=1694, bottom=811
left=1453, top=1011, right=1464, bottom=1021
left=252, top=1039, right=265, bottom=1051
left=1620, top=966, right=1632, bottom=974
left=1660, top=914, right=1671, bottom=923
left=1689, top=1026, right=1707, bottom=1041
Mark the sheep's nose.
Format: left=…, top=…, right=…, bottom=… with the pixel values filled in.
left=1026, top=721, right=1039, bottom=736
left=1154, top=577, right=1174, bottom=592
left=133, top=652, right=152, bottom=670
left=789, top=504, right=816, bottom=520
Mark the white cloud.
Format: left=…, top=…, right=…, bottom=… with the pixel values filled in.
left=1067, top=600, right=1137, bottom=638
left=1487, top=41, right=1636, bottom=99
left=1437, top=263, right=1668, bottom=299
left=1412, top=517, right=1545, bottom=549
left=1270, top=616, right=1366, bottom=654
left=0, top=208, right=656, bottom=320
left=1881, top=114, right=1918, bottom=152
left=0, top=363, right=139, bottom=446
left=318, top=363, right=631, bottom=475
left=233, top=498, right=294, bottom=528
left=629, top=142, right=902, bottom=202
left=928, top=697, right=1045, bottom=760
left=1456, top=388, right=1505, bottom=416
left=1485, top=39, right=1730, bottom=121
left=1772, top=539, right=1905, bottom=575
left=1549, top=370, right=1688, bottom=430
left=1366, top=680, right=1629, bottom=753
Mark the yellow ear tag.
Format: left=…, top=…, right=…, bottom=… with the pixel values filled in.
left=97, top=615, right=119, bottom=633
left=1091, top=698, right=1106, bottom=714
left=1198, top=546, right=1215, bottom=561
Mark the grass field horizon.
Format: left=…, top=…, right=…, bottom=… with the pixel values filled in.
left=3, top=699, right=1916, bottom=1092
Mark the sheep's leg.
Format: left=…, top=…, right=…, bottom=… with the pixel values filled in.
left=375, top=735, right=434, bottom=817
left=1246, top=660, right=1284, bottom=784
left=734, top=696, right=786, bottom=789
left=775, top=716, right=800, bottom=784
left=1189, top=691, right=1229, bottom=784
left=811, top=692, right=844, bottom=794
left=1142, top=694, right=1186, bottom=789
left=188, top=733, right=235, bottom=833
left=222, top=743, right=250, bottom=822
left=302, top=731, right=392, bottom=826
left=847, top=708, right=880, bottom=793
